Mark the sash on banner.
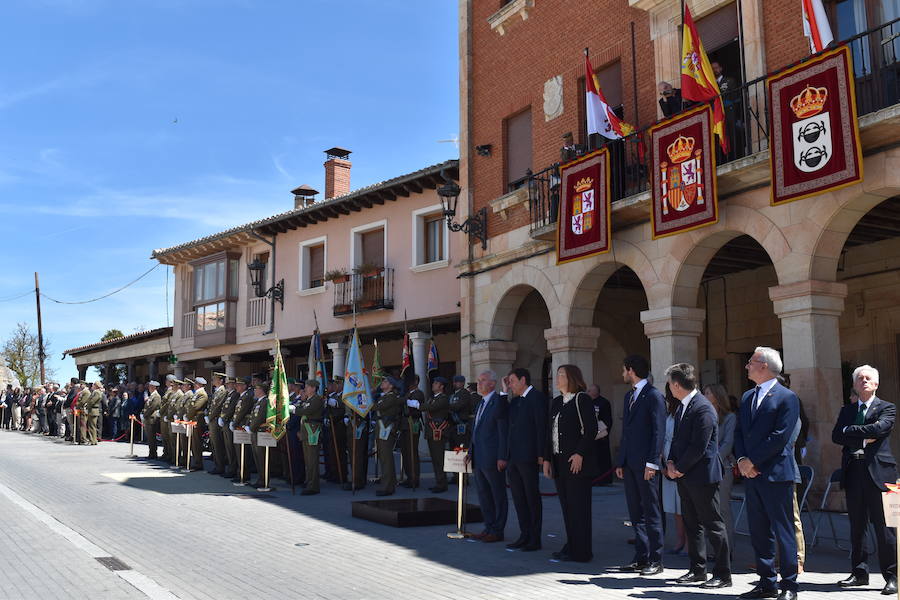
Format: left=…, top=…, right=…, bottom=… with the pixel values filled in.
left=556, top=148, right=611, bottom=264
left=768, top=45, right=863, bottom=206
left=648, top=104, right=718, bottom=239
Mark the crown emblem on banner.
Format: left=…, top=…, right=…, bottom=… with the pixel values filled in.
left=574, top=177, right=594, bottom=192
left=666, top=135, right=695, bottom=163
left=790, top=85, right=828, bottom=119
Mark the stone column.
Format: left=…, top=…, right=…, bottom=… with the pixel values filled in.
left=640, top=306, right=706, bottom=385
left=470, top=340, right=518, bottom=381
left=328, top=342, right=349, bottom=380
left=769, top=280, right=847, bottom=502
left=409, top=331, right=431, bottom=395
left=77, top=364, right=88, bottom=381
left=173, top=361, right=185, bottom=381
left=148, top=358, right=159, bottom=382
left=125, top=360, right=136, bottom=382
left=221, top=354, right=240, bottom=378
left=543, top=326, right=601, bottom=396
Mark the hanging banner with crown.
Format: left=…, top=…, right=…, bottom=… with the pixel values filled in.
left=768, top=45, right=862, bottom=206
left=648, top=104, right=718, bottom=239
left=556, top=148, right=611, bottom=264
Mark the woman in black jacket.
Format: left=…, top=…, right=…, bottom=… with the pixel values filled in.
left=543, top=364, right=598, bottom=562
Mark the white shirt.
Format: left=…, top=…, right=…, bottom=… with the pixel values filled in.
left=522, top=385, right=534, bottom=398
left=753, top=378, right=779, bottom=412
left=629, top=379, right=659, bottom=470
left=475, top=391, right=494, bottom=429
left=845, top=396, right=875, bottom=450
left=679, top=388, right=699, bottom=417
left=552, top=392, right=576, bottom=455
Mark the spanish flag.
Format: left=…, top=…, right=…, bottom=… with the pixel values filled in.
left=585, top=50, right=634, bottom=140
left=680, top=4, right=728, bottom=153
left=802, top=0, right=834, bottom=54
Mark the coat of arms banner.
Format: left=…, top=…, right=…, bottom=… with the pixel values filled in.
left=649, top=104, right=718, bottom=239
left=768, top=44, right=862, bottom=206
left=556, top=148, right=611, bottom=264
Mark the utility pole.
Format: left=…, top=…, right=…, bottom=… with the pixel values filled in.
left=34, top=272, right=46, bottom=384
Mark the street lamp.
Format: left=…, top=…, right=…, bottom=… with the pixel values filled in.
left=437, top=174, right=487, bottom=249
left=247, top=258, right=285, bottom=309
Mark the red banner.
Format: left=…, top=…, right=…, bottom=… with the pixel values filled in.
left=768, top=45, right=862, bottom=206
left=556, top=149, right=610, bottom=264
left=648, top=104, right=718, bottom=239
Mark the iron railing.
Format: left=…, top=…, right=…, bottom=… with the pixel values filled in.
left=332, top=267, right=395, bottom=317
left=526, top=19, right=900, bottom=233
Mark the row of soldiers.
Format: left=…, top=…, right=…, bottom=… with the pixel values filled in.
left=135, top=371, right=478, bottom=496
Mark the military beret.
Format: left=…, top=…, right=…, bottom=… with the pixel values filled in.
left=386, top=376, right=403, bottom=390
left=305, top=379, right=319, bottom=389
left=452, top=375, right=466, bottom=383
left=194, top=376, right=207, bottom=385
left=433, top=376, right=450, bottom=386
left=286, top=377, right=297, bottom=385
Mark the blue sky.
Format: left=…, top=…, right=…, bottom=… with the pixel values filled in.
left=0, top=0, right=459, bottom=381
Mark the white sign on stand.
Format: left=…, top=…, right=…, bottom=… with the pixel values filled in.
left=232, top=430, right=251, bottom=445
left=883, top=491, right=900, bottom=527
left=444, top=450, right=472, bottom=474
left=257, top=432, right=278, bottom=448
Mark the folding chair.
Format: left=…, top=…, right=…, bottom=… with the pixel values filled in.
left=810, top=468, right=849, bottom=550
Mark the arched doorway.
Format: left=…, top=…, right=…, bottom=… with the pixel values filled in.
left=510, top=289, right=552, bottom=396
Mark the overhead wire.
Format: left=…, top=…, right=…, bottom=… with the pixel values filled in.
left=0, top=289, right=34, bottom=302
left=40, top=263, right=162, bottom=305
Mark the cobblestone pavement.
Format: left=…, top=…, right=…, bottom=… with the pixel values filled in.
left=0, top=430, right=883, bottom=600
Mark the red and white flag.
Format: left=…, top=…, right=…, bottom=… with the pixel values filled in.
left=802, top=0, right=834, bottom=54
left=585, top=52, right=633, bottom=140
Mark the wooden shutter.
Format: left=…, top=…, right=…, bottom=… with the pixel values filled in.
left=361, top=229, right=384, bottom=267
left=309, top=244, right=325, bottom=284
left=696, top=2, right=739, bottom=53
left=505, top=108, right=532, bottom=186
left=595, top=61, right=623, bottom=109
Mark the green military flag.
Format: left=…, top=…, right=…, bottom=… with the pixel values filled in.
left=266, top=339, right=290, bottom=440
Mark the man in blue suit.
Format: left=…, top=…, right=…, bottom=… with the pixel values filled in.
left=505, top=368, right=548, bottom=551
left=469, top=370, right=509, bottom=543
left=615, top=355, right=666, bottom=575
left=735, top=346, right=801, bottom=600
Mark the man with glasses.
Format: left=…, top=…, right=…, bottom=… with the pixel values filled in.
left=735, top=347, right=801, bottom=600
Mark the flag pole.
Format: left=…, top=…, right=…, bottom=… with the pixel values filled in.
left=351, top=414, right=357, bottom=496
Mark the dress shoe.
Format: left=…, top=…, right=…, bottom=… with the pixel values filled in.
left=481, top=534, right=503, bottom=543
left=776, top=590, right=797, bottom=600
left=616, top=562, right=649, bottom=572
left=675, top=571, right=707, bottom=584
left=838, top=574, right=869, bottom=587
left=300, top=489, right=319, bottom=496
left=882, top=577, right=897, bottom=595
left=739, top=586, right=779, bottom=599
left=552, top=550, right=570, bottom=561
left=522, top=543, right=541, bottom=552
left=640, top=562, right=663, bottom=576
left=506, top=538, right=527, bottom=550
left=700, top=577, right=732, bottom=589
left=375, top=490, right=394, bottom=496
left=470, top=531, right=487, bottom=540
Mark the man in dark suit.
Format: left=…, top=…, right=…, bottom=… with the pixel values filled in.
left=505, top=367, right=547, bottom=552
left=833, top=364, right=898, bottom=595
left=735, top=346, right=801, bottom=600
left=615, top=354, right=666, bottom=575
left=469, top=370, right=509, bottom=543
left=665, top=363, right=731, bottom=588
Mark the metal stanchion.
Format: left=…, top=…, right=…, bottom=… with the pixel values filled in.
left=125, top=415, right=136, bottom=458
left=186, top=422, right=193, bottom=472
left=233, top=442, right=247, bottom=486
left=258, top=446, right=273, bottom=492
left=73, top=410, right=79, bottom=444
left=174, top=422, right=181, bottom=470
left=447, top=472, right=466, bottom=539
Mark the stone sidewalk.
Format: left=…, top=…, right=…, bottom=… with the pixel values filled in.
left=0, top=430, right=883, bottom=600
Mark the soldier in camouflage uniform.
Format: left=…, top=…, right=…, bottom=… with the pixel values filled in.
left=374, top=377, right=404, bottom=496
left=399, top=374, right=424, bottom=488
left=297, top=380, right=325, bottom=495
left=423, top=376, right=451, bottom=493
left=142, top=380, right=162, bottom=459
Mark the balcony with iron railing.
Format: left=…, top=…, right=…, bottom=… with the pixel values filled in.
left=526, top=19, right=900, bottom=237
left=246, top=296, right=268, bottom=328
left=332, top=267, right=395, bottom=317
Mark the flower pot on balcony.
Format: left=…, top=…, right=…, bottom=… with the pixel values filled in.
left=333, top=275, right=351, bottom=284
left=335, top=303, right=351, bottom=313
left=360, top=299, right=378, bottom=309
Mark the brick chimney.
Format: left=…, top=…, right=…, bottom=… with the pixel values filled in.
left=323, top=147, right=351, bottom=199
left=291, top=184, right=318, bottom=209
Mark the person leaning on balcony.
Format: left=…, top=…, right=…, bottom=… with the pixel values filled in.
left=423, top=376, right=452, bottom=493
left=560, top=131, right=586, bottom=163
left=833, top=364, right=898, bottom=596
left=297, top=379, right=325, bottom=496
left=206, top=373, right=228, bottom=475
left=373, top=376, right=404, bottom=496
left=142, top=380, right=162, bottom=459
left=658, top=81, right=684, bottom=118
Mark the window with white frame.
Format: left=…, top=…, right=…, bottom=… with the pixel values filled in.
left=412, top=205, right=449, bottom=269
left=350, top=220, right=388, bottom=270
left=299, top=236, right=327, bottom=292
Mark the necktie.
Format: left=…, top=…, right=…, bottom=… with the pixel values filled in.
left=855, top=403, right=867, bottom=425
left=475, top=396, right=488, bottom=428
left=751, top=386, right=761, bottom=418
left=675, top=403, right=684, bottom=424
left=628, top=387, right=638, bottom=411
